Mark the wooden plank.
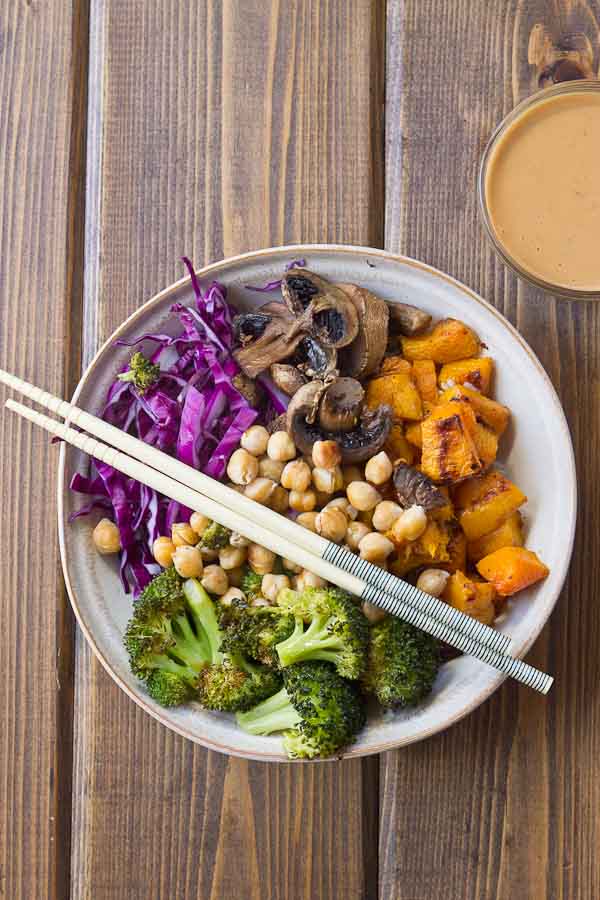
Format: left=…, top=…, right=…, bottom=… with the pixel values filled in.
left=72, top=2, right=384, bottom=898
left=0, top=1, right=88, bottom=898
left=381, top=2, right=600, bottom=899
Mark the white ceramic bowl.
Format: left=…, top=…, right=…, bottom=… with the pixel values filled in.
left=58, top=245, right=576, bottom=760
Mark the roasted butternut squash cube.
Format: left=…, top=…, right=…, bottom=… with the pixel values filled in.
left=401, top=318, right=481, bottom=364
left=476, top=547, right=549, bottom=596
left=467, top=512, right=524, bottom=562
left=388, top=520, right=451, bottom=575
left=379, top=356, right=411, bottom=376
left=456, top=470, right=527, bottom=542
left=405, top=422, right=423, bottom=448
left=442, top=571, right=497, bottom=625
left=384, top=424, right=416, bottom=465
left=441, top=523, right=467, bottom=573
left=471, top=421, right=499, bottom=468
left=421, top=400, right=483, bottom=484
left=438, top=357, right=494, bottom=394
left=412, top=359, right=438, bottom=410
left=366, top=370, right=423, bottom=421
left=439, top=384, right=510, bottom=436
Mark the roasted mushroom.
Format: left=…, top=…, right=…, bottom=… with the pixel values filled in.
left=233, top=303, right=310, bottom=379
left=269, top=363, right=307, bottom=397
left=281, top=269, right=359, bottom=349
left=386, top=302, right=432, bottom=336
left=392, top=462, right=447, bottom=511
left=318, top=377, right=365, bottom=432
left=292, top=335, right=338, bottom=379
left=336, top=283, right=389, bottom=378
left=286, top=381, right=392, bottom=463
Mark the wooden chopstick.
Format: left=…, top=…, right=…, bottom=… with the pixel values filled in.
left=0, top=368, right=511, bottom=656
left=5, top=397, right=553, bottom=693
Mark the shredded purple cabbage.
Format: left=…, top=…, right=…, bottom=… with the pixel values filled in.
left=69, top=257, right=269, bottom=596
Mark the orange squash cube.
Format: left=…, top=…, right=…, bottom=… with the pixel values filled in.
left=421, top=400, right=483, bottom=484
left=454, top=470, right=527, bottom=541
left=366, top=369, right=423, bottom=421
left=470, top=421, right=499, bottom=468
left=388, top=520, right=451, bottom=575
left=384, top=424, right=416, bottom=465
left=439, top=384, right=510, bottom=436
left=401, top=319, right=481, bottom=364
left=467, top=512, right=524, bottom=562
left=379, top=356, right=411, bottom=376
left=476, top=547, right=549, bottom=596
left=438, top=357, right=494, bottom=394
left=405, top=422, right=423, bottom=448
left=412, top=359, right=438, bottom=409
left=442, top=571, right=497, bottom=625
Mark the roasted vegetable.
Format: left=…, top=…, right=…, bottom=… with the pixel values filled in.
left=438, top=357, right=494, bottom=394
left=365, top=365, right=423, bottom=421
left=386, top=301, right=432, bottom=336
left=471, top=420, right=499, bottom=468
left=404, top=421, right=423, bottom=448
left=412, top=359, right=438, bottom=409
left=281, top=269, right=360, bottom=348
left=476, top=547, right=549, bottom=596
left=454, top=469, right=527, bottom=541
left=442, top=571, right=497, bottom=625
left=420, top=400, right=483, bottom=483
left=441, top=521, right=468, bottom=573
left=439, top=384, right=510, bottom=435
left=401, top=318, right=481, bottom=363
left=336, top=283, right=389, bottom=377
left=384, top=424, right=416, bottom=465
left=467, top=511, right=524, bottom=562
left=362, top=618, right=440, bottom=708
left=388, top=520, right=451, bottom=574
left=392, top=462, right=447, bottom=511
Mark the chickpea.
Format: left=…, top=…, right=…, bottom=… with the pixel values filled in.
left=293, top=570, right=326, bottom=591
left=324, top=497, right=358, bottom=520
left=312, top=467, right=337, bottom=494
left=346, top=481, right=381, bottom=512
left=227, top=565, right=246, bottom=587
left=92, top=518, right=121, bottom=555
left=230, top=531, right=251, bottom=548
left=342, top=465, right=363, bottom=488
left=282, top=557, right=302, bottom=574
left=296, top=511, right=318, bottom=532
left=358, top=532, right=394, bottom=564
left=315, top=507, right=348, bottom=543
left=171, top=522, right=197, bottom=547
left=281, top=459, right=312, bottom=492
left=267, top=431, right=296, bottom=462
left=189, top=511, right=211, bottom=536
left=240, top=424, right=270, bottom=457
left=312, top=439, right=342, bottom=470
left=416, top=568, right=450, bottom=597
left=201, top=564, right=229, bottom=596
left=227, top=448, right=259, bottom=485
left=262, top=573, right=291, bottom=603
left=364, top=451, right=393, bottom=486
left=289, top=489, right=317, bottom=513
left=200, top=546, right=219, bottom=562
left=172, top=545, right=204, bottom=578
left=244, top=477, right=277, bottom=504
left=269, top=486, right=290, bottom=514
left=248, top=543, right=276, bottom=575
left=220, top=587, right=246, bottom=606
left=258, top=457, right=285, bottom=482
left=391, top=505, right=427, bottom=542
left=152, top=535, right=176, bottom=567
left=219, top=545, right=247, bottom=570
left=345, top=521, right=371, bottom=551
left=372, top=500, right=403, bottom=533
left=361, top=601, right=387, bottom=624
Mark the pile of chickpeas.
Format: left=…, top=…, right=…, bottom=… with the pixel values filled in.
left=92, top=423, right=451, bottom=614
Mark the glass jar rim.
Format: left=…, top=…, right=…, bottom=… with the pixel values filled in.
left=478, top=79, right=600, bottom=300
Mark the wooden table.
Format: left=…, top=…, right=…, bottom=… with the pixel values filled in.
left=1, top=2, right=599, bottom=898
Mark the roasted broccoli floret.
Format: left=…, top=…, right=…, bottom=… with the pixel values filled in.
left=274, top=587, right=369, bottom=679
left=361, top=617, right=440, bottom=708
left=240, top=567, right=263, bottom=601
left=219, top=601, right=295, bottom=667
left=200, top=520, right=232, bottom=550
left=236, top=661, right=366, bottom=759
left=124, top=572, right=280, bottom=710
left=117, top=351, right=160, bottom=393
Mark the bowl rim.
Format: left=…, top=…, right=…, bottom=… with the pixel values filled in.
left=57, top=243, right=577, bottom=759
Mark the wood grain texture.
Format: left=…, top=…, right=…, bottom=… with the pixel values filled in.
left=0, top=1, right=88, bottom=898
left=382, top=2, right=600, bottom=899
left=72, top=2, right=384, bottom=898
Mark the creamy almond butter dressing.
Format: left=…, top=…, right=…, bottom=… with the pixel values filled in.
left=485, top=90, right=600, bottom=292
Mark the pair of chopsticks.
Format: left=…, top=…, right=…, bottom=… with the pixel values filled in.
left=0, top=369, right=553, bottom=693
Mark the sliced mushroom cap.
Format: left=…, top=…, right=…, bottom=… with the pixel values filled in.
left=336, top=283, right=389, bottom=377
left=281, top=269, right=359, bottom=349
left=318, top=377, right=365, bottom=432
left=386, top=302, right=432, bottom=336
left=270, top=363, right=307, bottom=397
left=393, top=462, right=447, bottom=511
left=233, top=303, right=312, bottom=379
left=286, top=381, right=392, bottom=463
left=292, top=335, right=338, bottom=379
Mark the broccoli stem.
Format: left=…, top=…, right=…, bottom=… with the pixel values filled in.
left=183, top=578, right=224, bottom=664
left=276, top=615, right=345, bottom=668
left=236, top=687, right=301, bottom=735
